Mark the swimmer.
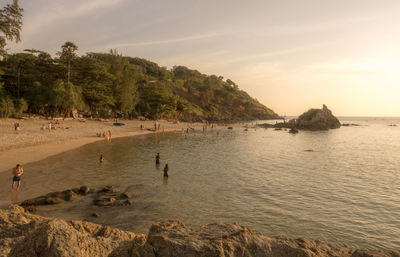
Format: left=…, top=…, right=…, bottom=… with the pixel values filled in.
left=155, top=153, right=160, bottom=165
left=11, top=164, right=24, bottom=191
left=163, top=164, right=169, bottom=177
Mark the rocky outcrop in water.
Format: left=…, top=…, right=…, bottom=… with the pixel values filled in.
left=20, top=186, right=93, bottom=210
left=94, top=186, right=133, bottom=207
left=295, top=104, right=341, bottom=130
left=19, top=186, right=133, bottom=212
left=258, top=105, right=341, bottom=131
left=1, top=205, right=399, bottom=257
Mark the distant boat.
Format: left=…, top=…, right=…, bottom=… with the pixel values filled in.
left=113, top=122, right=125, bottom=126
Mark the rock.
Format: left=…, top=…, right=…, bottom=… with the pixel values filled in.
left=44, top=197, right=64, bottom=205
left=295, top=104, right=341, bottom=130
left=94, top=187, right=132, bottom=207
left=120, top=192, right=131, bottom=199
left=123, top=200, right=133, bottom=206
left=21, top=187, right=85, bottom=207
left=8, top=218, right=137, bottom=257
left=132, top=220, right=400, bottom=257
left=23, top=205, right=37, bottom=213
left=98, top=185, right=115, bottom=193
left=289, top=127, right=299, bottom=134
left=64, top=190, right=77, bottom=201
left=79, top=186, right=90, bottom=195
left=1, top=207, right=399, bottom=257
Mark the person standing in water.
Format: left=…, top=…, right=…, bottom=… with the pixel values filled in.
left=163, top=164, right=169, bottom=177
left=99, top=154, right=104, bottom=163
left=155, top=153, right=160, bottom=165
left=12, top=164, right=24, bottom=191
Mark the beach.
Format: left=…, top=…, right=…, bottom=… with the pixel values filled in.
left=0, top=117, right=207, bottom=174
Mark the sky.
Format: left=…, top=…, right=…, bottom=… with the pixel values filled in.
left=6, top=0, right=400, bottom=116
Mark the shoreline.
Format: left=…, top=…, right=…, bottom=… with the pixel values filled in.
left=0, top=118, right=214, bottom=174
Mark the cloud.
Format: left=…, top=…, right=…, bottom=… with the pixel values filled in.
left=103, top=32, right=229, bottom=49
left=22, top=0, right=127, bottom=35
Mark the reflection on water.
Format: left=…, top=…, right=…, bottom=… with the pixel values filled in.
left=1, top=117, right=400, bottom=250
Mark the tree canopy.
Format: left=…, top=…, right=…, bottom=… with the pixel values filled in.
left=0, top=0, right=279, bottom=120
left=0, top=0, right=23, bottom=57
left=0, top=45, right=279, bottom=120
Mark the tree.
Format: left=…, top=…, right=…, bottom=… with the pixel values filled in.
left=0, top=0, right=23, bottom=57
left=58, top=41, right=78, bottom=84
left=0, top=83, right=14, bottom=117
left=49, top=80, right=84, bottom=117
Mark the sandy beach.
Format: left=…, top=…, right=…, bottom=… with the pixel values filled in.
left=0, top=118, right=209, bottom=173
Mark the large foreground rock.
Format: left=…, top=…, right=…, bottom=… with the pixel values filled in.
left=132, top=220, right=399, bottom=257
left=0, top=205, right=137, bottom=257
left=294, top=104, right=341, bottom=130
left=1, top=206, right=399, bottom=257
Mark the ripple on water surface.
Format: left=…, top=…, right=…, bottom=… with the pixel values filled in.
left=1, top=117, right=400, bottom=250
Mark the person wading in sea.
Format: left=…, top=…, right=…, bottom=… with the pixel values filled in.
left=163, top=164, right=169, bottom=177
left=155, top=153, right=161, bottom=165
left=12, top=164, right=24, bottom=191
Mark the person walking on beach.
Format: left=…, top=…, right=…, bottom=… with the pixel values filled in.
left=155, top=152, right=160, bottom=165
left=11, top=164, right=24, bottom=191
left=163, top=164, right=169, bottom=177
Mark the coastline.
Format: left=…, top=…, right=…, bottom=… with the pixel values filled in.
left=0, top=118, right=210, bottom=174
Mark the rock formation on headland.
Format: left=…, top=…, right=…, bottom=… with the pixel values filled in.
left=1, top=205, right=399, bottom=257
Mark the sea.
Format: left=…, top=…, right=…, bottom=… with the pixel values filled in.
left=0, top=117, right=399, bottom=250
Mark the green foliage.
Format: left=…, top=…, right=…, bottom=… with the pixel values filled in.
left=0, top=84, right=14, bottom=117
left=13, top=97, right=26, bottom=113
left=49, top=80, right=85, bottom=116
left=0, top=0, right=23, bottom=57
left=57, top=41, right=78, bottom=83
left=298, top=109, right=320, bottom=121
left=0, top=45, right=279, bottom=120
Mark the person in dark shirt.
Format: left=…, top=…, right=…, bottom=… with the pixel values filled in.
left=155, top=152, right=160, bottom=165
left=163, top=164, right=169, bottom=177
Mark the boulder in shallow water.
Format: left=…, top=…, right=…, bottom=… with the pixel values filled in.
left=93, top=188, right=133, bottom=207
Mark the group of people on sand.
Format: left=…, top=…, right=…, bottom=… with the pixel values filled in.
left=96, top=130, right=112, bottom=140
left=156, top=152, right=169, bottom=177
left=40, top=121, right=58, bottom=132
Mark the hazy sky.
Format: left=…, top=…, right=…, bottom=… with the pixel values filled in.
left=7, top=0, right=400, bottom=116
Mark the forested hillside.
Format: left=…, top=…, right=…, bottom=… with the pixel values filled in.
left=0, top=45, right=279, bottom=121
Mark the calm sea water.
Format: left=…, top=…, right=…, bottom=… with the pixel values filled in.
left=1, top=117, right=400, bottom=250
